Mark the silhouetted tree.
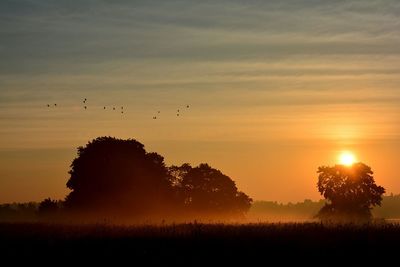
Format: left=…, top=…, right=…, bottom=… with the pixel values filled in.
left=169, top=163, right=252, bottom=218
left=316, top=162, right=385, bottom=222
left=38, top=198, right=59, bottom=217
left=64, top=136, right=253, bottom=220
left=64, top=137, right=175, bottom=218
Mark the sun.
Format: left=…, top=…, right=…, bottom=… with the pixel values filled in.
left=339, top=151, right=356, bottom=166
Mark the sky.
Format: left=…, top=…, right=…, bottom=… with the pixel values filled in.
left=0, top=0, right=399, bottom=203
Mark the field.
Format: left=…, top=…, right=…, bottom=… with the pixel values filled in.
left=1, top=222, right=399, bottom=265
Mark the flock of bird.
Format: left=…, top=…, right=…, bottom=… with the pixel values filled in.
left=151, top=105, right=190, bottom=120
left=47, top=98, right=190, bottom=119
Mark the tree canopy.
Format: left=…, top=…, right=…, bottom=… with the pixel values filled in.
left=316, top=162, right=385, bottom=222
left=65, top=137, right=174, bottom=218
left=64, top=136, right=252, bottom=220
left=168, top=163, right=252, bottom=217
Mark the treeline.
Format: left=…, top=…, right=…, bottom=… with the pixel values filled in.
left=249, top=199, right=324, bottom=221
left=373, top=194, right=400, bottom=219
left=0, top=136, right=395, bottom=223
left=0, top=202, right=39, bottom=222
left=248, top=194, right=400, bottom=221
left=0, top=137, right=253, bottom=222
left=2, top=194, right=400, bottom=222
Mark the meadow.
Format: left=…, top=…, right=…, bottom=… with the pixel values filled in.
left=1, top=221, right=399, bottom=265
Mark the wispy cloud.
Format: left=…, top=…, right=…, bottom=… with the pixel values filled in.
left=1, top=0, right=400, bottom=73
left=0, top=0, right=399, bottom=145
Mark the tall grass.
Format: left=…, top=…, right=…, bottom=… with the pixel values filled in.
left=0, top=222, right=399, bottom=265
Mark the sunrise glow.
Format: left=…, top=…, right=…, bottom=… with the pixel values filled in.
left=339, top=151, right=357, bottom=166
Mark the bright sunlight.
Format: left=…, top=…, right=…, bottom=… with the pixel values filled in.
left=339, top=151, right=357, bottom=166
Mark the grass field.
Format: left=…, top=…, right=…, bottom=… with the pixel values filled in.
left=1, top=222, right=399, bottom=265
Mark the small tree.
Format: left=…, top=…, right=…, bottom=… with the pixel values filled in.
left=38, top=198, right=59, bottom=217
left=316, top=162, right=385, bottom=222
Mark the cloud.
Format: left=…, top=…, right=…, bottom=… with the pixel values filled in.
left=1, top=0, right=400, bottom=75
left=0, top=0, right=399, bottom=144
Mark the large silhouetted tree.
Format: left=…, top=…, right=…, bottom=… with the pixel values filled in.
left=169, top=163, right=252, bottom=217
left=316, top=162, right=385, bottom=222
left=64, top=136, right=252, bottom=220
left=64, top=137, right=175, bottom=218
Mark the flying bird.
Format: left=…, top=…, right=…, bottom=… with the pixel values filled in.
left=54, top=104, right=57, bottom=107
left=84, top=106, right=87, bottom=109
left=104, top=107, right=106, bottom=109
left=47, top=104, right=50, bottom=107
left=113, top=107, right=116, bottom=110
left=186, top=105, right=189, bottom=108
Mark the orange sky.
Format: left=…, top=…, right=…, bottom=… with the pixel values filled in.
left=0, top=0, right=399, bottom=203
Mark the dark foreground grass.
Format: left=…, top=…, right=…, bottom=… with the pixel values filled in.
left=1, top=222, right=399, bottom=265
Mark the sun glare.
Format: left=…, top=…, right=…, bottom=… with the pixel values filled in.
left=339, top=151, right=356, bottom=166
